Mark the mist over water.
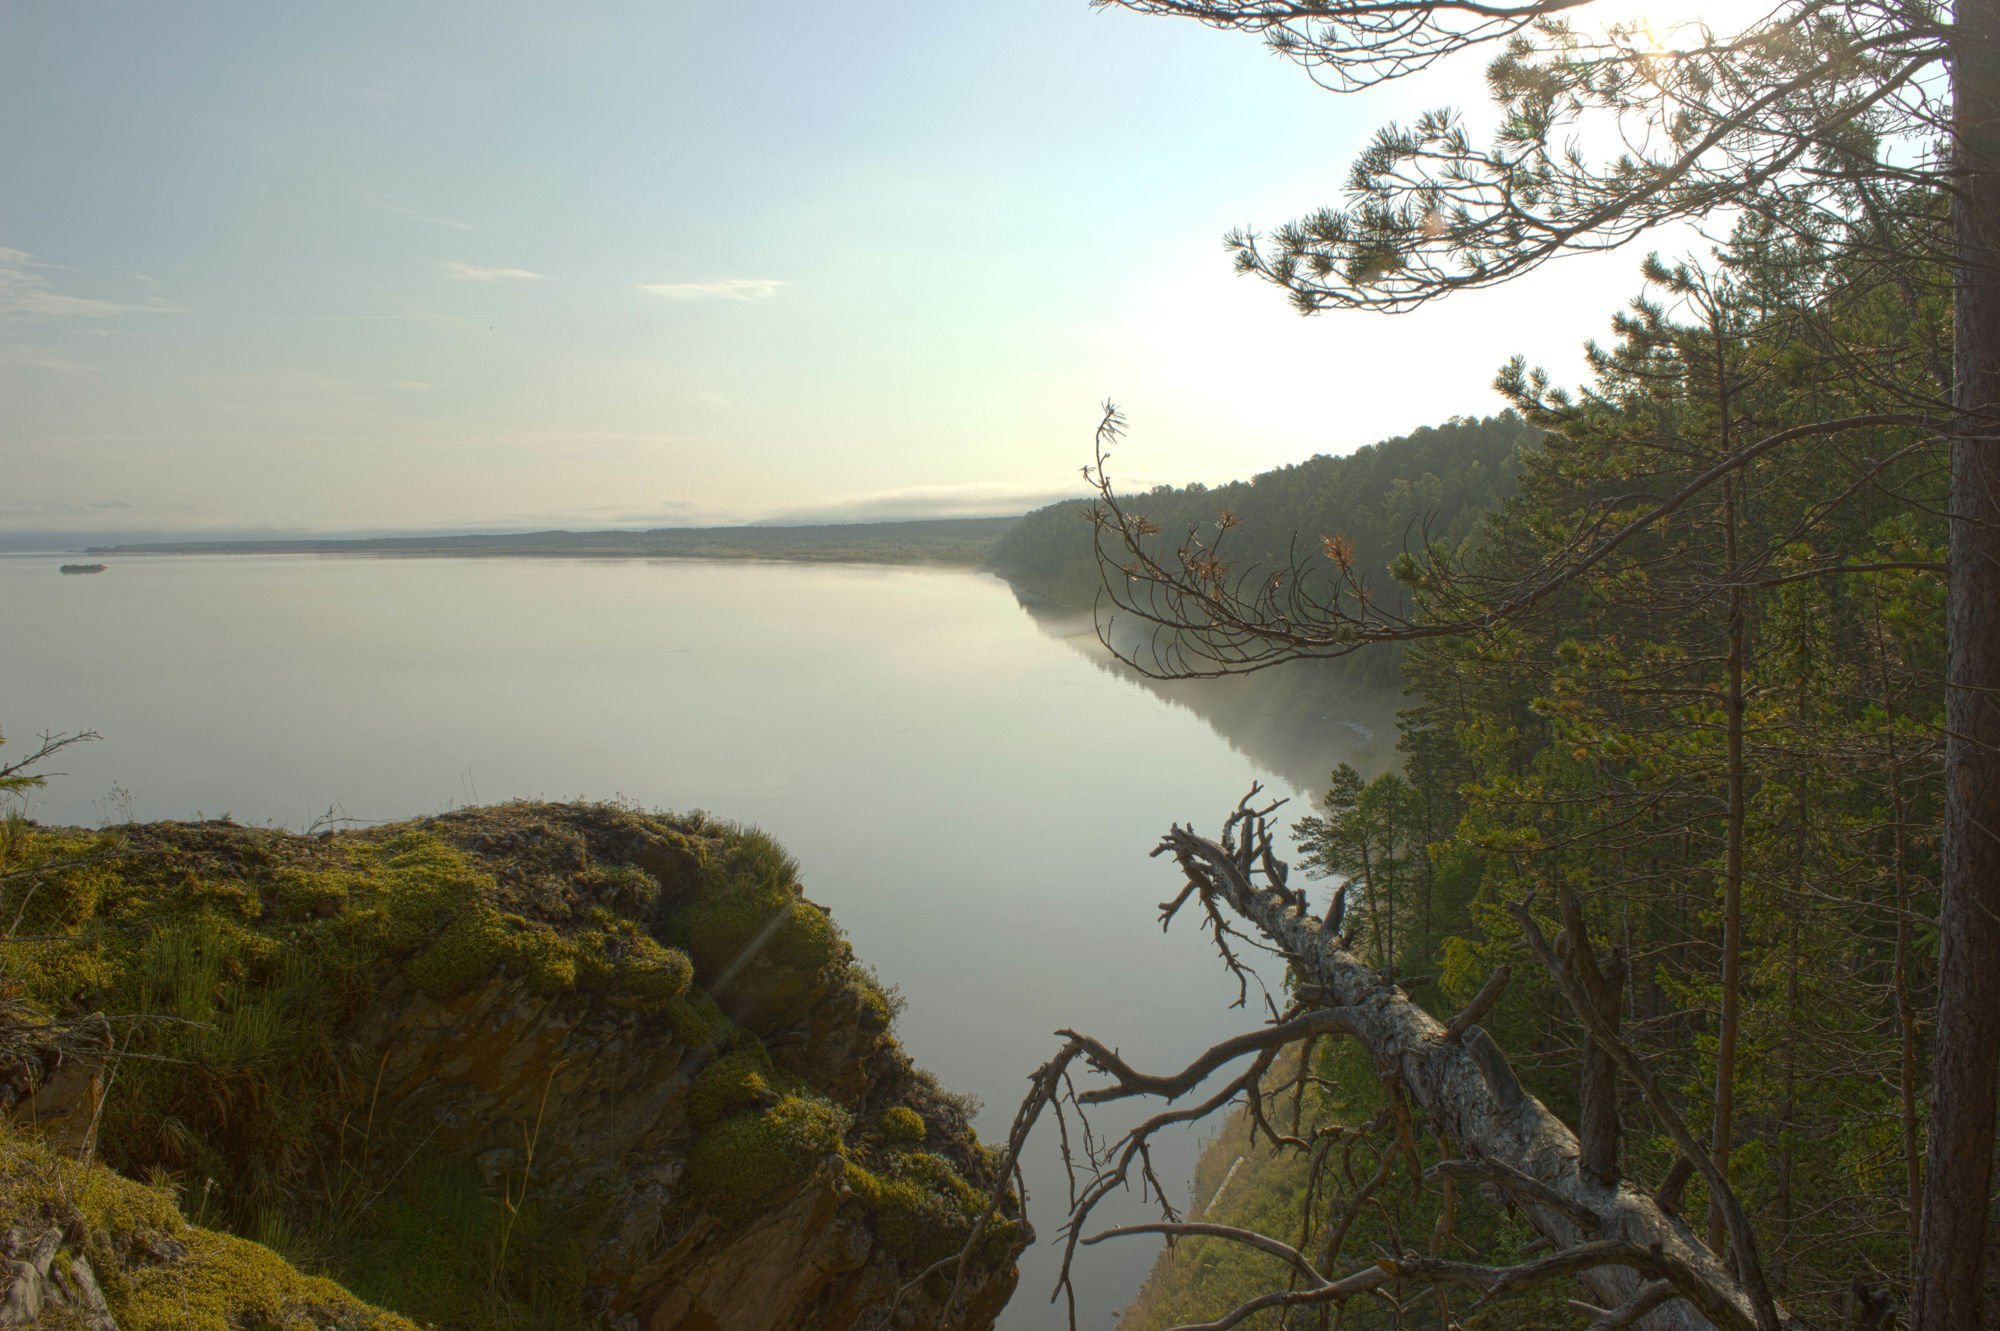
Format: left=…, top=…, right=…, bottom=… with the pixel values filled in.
left=1010, top=601, right=1406, bottom=791
left=1, top=553, right=1390, bottom=1329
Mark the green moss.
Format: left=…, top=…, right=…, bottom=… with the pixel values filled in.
left=263, top=865, right=348, bottom=920
left=852, top=971, right=902, bottom=1032
left=576, top=862, right=659, bottom=913
left=677, top=896, right=779, bottom=978
left=666, top=822, right=839, bottom=987
left=405, top=896, right=692, bottom=1005
left=667, top=989, right=731, bottom=1048
left=686, top=1093, right=852, bottom=1219
left=3, top=806, right=1014, bottom=1322
left=619, top=931, right=694, bottom=1000
left=842, top=1159, right=884, bottom=1206
left=0, top=1124, right=416, bottom=1331
left=867, top=1182, right=960, bottom=1265
left=118, top=1227, right=418, bottom=1331
left=713, top=826, right=800, bottom=895
left=686, top=1048, right=775, bottom=1127
left=0, top=817, right=699, bottom=1255
left=848, top=1150, right=989, bottom=1265
left=1, top=829, right=107, bottom=933
left=405, top=901, right=512, bottom=996
left=880, top=1106, right=927, bottom=1143
left=769, top=900, right=836, bottom=973
left=337, top=832, right=496, bottom=955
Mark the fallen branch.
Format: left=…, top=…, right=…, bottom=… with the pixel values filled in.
left=992, top=790, right=1799, bottom=1331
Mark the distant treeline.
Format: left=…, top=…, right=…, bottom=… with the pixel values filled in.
left=94, top=516, right=1022, bottom=566
left=984, top=412, right=1537, bottom=687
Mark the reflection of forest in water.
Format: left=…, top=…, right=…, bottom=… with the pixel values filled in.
left=1010, top=597, right=1405, bottom=793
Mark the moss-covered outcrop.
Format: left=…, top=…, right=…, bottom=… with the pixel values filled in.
left=0, top=1121, right=416, bottom=1330
left=0, top=803, right=1023, bottom=1330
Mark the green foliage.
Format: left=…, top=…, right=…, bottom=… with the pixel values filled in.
left=335, top=1159, right=586, bottom=1331
left=574, top=862, right=660, bottom=914
left=1122, top=1044, right=1572, bottom=1330
left=616, top=927, right=695, bottom=999
left=1126, top=220, right=1948, bottom=1321
left=988, top=412, right=1533, bottom=689
left=0, top=797, right=1022, bottom=1330
left=1362, top=241, right=1944, bottom=1320
left=1294, top=763, right=1425, bottom=975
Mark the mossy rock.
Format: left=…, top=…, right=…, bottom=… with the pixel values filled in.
left=686, top=1047, right=777, bottom=1127
left=686, top=1093, right=852, bottom=1219
left=617, top=927, right=695, bottom=1000
left=1, top=801, right=1024, bottom=1325
left=575, top=862, right=661, bottom=914
left=665, top=824, right=838, bottom=997
left=880, top=1106, right=927, bottom=1144
left=0, top=1123, right=416, bottom=1331
left=846, top=1149, right=993, bottom=1266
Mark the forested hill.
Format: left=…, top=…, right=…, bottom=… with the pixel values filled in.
left=984, top=412, right=1538, bottom=626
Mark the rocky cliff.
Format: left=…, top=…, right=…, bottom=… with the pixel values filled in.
left=0, top=802, right=1023, bottom=1329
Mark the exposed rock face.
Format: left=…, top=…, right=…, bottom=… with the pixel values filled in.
left=0, top=1223, right=118, bottom=1331
left=3, top=803, right=1022, bottom=1330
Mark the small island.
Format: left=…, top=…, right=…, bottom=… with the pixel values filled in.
left=57, top=563, right=106, bottom=575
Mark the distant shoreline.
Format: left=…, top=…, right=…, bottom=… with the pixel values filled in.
left=85, top=515, right=1022, bottom=568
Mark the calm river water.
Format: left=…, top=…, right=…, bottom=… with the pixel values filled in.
left=0, top=552, right=1388, bottom=1329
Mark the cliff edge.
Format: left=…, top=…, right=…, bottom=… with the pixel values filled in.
left=1, top=802, right=1022, bottom=1329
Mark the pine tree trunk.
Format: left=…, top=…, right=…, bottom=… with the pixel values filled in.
left=1710, top=457, right=1749, bottom=1255
left=1881, top=666, right=1922, bottom=1262
left=1776, top=768, right=1801, bottom=1293
left=1915, top=0, right=2000, bottom=1320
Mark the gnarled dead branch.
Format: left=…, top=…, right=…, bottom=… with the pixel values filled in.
left=979, top=789, right=1798, bottom=1331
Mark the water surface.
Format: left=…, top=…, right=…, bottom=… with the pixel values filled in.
left=0, top=553, right=1384, bottom=1328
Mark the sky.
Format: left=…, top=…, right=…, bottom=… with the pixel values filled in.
left=0, top=1, right=1728, bottom=538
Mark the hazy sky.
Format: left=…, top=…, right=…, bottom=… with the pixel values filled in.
left=2, top=1, right=1714, bottom=536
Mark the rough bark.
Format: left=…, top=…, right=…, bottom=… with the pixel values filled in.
left=1711, top=461, right=1748, bottom=1255
left=1915, top=0, right=2000, bottom=1320
left=1559, top=887, right=1624, bottom=1189
left=1581, top=948, right=1626, bottom=1190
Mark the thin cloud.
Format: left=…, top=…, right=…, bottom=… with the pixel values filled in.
left=443, top=261, right=547, bottom=282
left=0, top=344, right=99, bottom=374
left=251, top=313, right=463, bottom=322
left=375, top=198, right=476, bottom=231
left=0, top=246, right=181, bottom=319
left=636, top=278, right=785, bottom=302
